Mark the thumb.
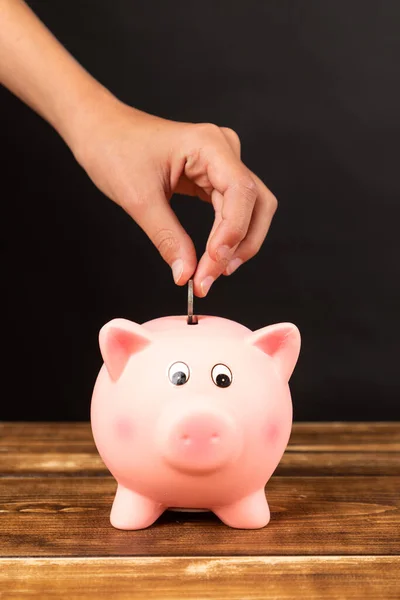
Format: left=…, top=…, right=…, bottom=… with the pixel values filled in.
left=126, top=189, right=197, bottom=285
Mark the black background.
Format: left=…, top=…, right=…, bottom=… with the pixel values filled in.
left=1, top=1, right=400, bottom=421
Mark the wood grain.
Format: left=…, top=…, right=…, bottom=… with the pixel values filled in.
left=1, top=556, right=399, bottom=599
left=1, top=422, right=399, bottom=598
left=1, top=475, right=399, bottom=557
left=1, top=450, right=400, bottom=476
left=0, top=452, right=107, bottom=475
left=2, top=421, right=399, bottom=449
left=1, top=422, right=399, bottom=476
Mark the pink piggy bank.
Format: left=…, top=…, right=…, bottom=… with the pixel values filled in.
left=91, top=315, right=300, bottom=530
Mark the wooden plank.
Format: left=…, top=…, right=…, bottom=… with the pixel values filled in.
left=0, top=452, right=108, bottom=475
left=0, top=556, right=399, bottom=599
left=0, top=422, right=94, bottom=445
left=278, top=450, right=400, bottom=476
left=1, top=422, right=399, bottom=451
left=289, top=422, right=400, bottom=450
left=1, top=423, right=399, bottom=477
left=1, top=450, right=399, bottom=477
left=1, top=476, right=399, bottom=557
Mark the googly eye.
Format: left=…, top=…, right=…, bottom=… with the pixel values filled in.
left=211, top=364, right=232, bottom=388
left=168, top=361, right=190, bottom=386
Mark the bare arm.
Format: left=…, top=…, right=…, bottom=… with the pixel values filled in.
left=0, top=0, right=277, bottom=296
left=0, top=0, right=109, bottom=145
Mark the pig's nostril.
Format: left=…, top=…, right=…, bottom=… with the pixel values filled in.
left=165, top=414, right=239, bottom=473
left=179, top=432, right=220, bottom=445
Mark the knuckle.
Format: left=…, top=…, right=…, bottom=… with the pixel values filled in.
left=153, top=228, right=180, bottom=262
left=237, top=175, right=258, bottom=201
left=269, top=192, right=278, bottom=213
left=222, top=127, right=241, bottom=150
left=194, top=122, right=221, bottom=140
left=225, top=223, right=247, bottom=246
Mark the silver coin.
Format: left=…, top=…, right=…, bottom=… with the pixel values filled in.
left=187, top=279, right=198, bottom=325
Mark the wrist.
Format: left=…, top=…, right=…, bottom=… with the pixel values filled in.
left=53, top=78, right=118, bottom=158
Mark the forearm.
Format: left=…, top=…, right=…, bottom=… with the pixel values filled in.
left=0, top=0, right=113, bottom=149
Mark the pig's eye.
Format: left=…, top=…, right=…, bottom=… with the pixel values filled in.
left=212, top=364, right=232, bottom=388
left=169, top=361, right=190, bottom=386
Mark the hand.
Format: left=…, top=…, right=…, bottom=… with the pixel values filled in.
left=72, top=97, right=277, bottom=297
left=0, top=0, right=277, bottom=297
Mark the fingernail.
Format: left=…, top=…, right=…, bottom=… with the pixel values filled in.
left=216, top=245, right=232, bottom=263
left=226, top=257, right=243, bottom=276
left=200, top=276, right=214, bottom=297
left=171, top=259, right=183, bottom=283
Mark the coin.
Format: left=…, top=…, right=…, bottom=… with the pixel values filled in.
left=187, top=279, right=198, bottom=325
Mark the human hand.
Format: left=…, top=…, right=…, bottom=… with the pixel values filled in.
left=71, top=96, right=278, bottom=297
left=0, top=0, right=276, bottom=296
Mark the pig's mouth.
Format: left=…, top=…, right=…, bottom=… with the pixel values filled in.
left=167, top=458, right=228, bottom=476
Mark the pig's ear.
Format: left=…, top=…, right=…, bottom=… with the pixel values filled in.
left=99, top=319, right=153, bottom=381
left=247, top=323, right=301, bottom=381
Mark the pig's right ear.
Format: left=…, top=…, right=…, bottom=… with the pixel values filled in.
left=99, top=319, right=153, bottom=381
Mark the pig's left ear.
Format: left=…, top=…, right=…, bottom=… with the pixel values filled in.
left=99, top=318, right=153, bottom=381
left=247, top=323, right=301, bottom=381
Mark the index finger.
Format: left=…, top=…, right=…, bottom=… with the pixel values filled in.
left=193, top=189, right=241, bottom=297
left=204, top=149, right=258, bottom=263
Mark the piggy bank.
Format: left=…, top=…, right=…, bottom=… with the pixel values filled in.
left=91, top=315, right=300, bottom=530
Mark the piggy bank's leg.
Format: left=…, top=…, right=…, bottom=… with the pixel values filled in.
left=214, top=489, right=270, bottom=529
left=110, top=485, right=165, bottom=530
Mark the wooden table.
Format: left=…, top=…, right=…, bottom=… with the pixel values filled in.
left=0, top=422, right=399, bottom=599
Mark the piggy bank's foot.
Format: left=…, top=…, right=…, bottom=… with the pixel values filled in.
left=214, top=489, right=270, bottom=529
left=110, top=485, right=165, bottom=530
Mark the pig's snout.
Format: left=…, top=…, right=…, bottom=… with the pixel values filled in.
left=162, top=411, right=241, bottom=474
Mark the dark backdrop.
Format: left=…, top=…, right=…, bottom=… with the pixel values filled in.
left=1, top=1, right=400, bottom=421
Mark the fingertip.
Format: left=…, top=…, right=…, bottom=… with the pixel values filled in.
left=193, top=275, right=214, bottom=298
left=193, top=275, right=204, bottom=297
left=172, top=262, right=197, bottom=287
left=168, top=232, right=198, bottom=286
left=171, top=259, right=184, bottom=284
left=193, top=252, right=223, bottom=297
left=225, top=257, right=243, bottom=276
left=201, top=276, right=215, bottom=297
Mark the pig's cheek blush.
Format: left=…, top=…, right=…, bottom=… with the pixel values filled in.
left=264, top=422, right=280, bottom=445
left=115, top=417, right=133, bottom=440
